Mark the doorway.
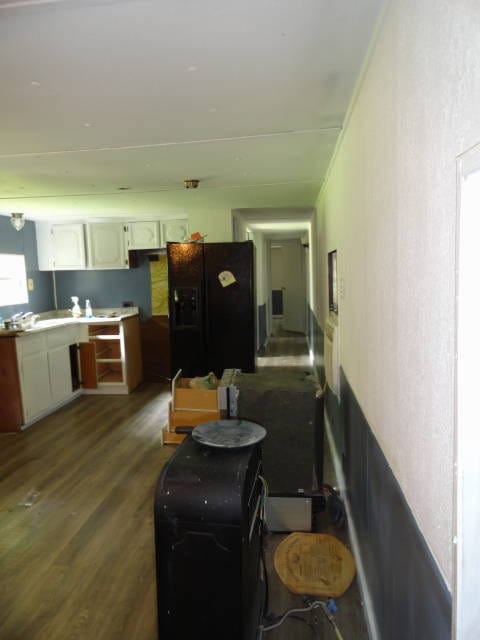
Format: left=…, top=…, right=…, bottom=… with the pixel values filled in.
left=270, top=239, right=307, bottom=336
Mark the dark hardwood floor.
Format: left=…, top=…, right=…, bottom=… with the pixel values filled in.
left=0, top=385, right=173, bottom=640
left=0, top=333, right=368, bottom=640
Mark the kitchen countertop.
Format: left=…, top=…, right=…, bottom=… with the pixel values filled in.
left=0, top=307, right=139, bottom=338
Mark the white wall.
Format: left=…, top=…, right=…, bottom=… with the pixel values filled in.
left=314, top=0, right=480, bottom=588
left=271, top=246, right=284, bottom=291
left=188, top=209, right=232, bottom=242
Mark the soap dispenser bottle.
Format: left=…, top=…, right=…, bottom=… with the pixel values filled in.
left=71, top=296, right=81, bottom=318
left=85, top=299, right=93, bottom=319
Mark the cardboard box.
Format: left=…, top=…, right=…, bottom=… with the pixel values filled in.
left=172, top=369, right=219, bottom=412
left=163, top=370, right=222, bottom=445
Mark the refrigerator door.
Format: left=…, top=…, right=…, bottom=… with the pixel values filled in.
left=167, top=242, right=207, bottom=376
left=204, top=242, right=255, bottom=377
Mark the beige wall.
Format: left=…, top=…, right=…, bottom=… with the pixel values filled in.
left=188, top=209, right=232, bottom=242
left=313, top=0, right=480, bottom=588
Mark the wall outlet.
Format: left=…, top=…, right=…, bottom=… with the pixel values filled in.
left=27, top=278, right=34, bottom=291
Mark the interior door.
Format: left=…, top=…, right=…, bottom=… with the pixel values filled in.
left=281, top=240, right=307, bottom=334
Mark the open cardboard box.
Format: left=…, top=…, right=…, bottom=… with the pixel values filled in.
left=163, top=369, right=223, bottom=445
left=171, top=369, right=220, bottom=412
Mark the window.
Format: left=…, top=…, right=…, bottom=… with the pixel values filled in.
left=0, top=254, right=28, bottom=306
left=328, top=250, right=338, bottom=314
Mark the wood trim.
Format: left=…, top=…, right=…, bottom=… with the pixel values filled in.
left=123, top=316, right=142, bottom=392
left=79, top=342, right=97, bottom=389
left=0, top=338, right=23, bottom=432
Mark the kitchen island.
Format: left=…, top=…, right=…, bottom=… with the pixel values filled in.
left=0, top=308, right=142, bottom=433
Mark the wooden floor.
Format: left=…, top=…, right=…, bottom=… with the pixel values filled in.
left=0, top=334, right=368, bottom=640
left=0, top=385, right=174, bottom=640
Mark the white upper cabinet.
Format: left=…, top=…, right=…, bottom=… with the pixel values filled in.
left=161, top=219, right=189, bottom=246
left=127, top=221, right=160, bottom=250
left=52, top=224, right=86, bottom=269
left=36, top=222, right=86, bottom=271
left=86, top=222, right=128, bottom=269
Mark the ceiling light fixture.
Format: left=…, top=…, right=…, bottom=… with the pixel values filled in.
left=184, top=179, right=199, bottom=189
left=10, top=212, right=25, bottom=231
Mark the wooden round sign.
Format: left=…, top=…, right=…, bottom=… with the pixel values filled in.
left=274, top=532, right=356, bottom=598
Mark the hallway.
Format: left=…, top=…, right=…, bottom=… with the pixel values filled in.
left=256, top=332, right=369, bottom=640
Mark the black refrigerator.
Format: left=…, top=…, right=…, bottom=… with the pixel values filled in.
left=167, top=241, right=256, bottom=378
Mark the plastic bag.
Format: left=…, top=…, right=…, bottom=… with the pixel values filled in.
left=189, top=372, right=219, bottom=390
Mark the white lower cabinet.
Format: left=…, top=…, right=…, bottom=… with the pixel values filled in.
left=17, top=327, right=80, bottom=426
left=48, top=345, right=73, bottom=405
left=20, top=351, right=52, bottom=421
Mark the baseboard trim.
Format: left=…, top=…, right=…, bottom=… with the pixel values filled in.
left=325, top=412, right=380, bottom=640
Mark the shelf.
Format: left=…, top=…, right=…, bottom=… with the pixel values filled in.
left=96, top=358, right=122, bottom=363
left=95, top=346, right=111, bottom=358
left=96, top=360, right=123, bottom=384
left=92, top=341, right=121, bottom=359
left=88, top=325, right=120, bottom=336
left=97, top=370, right=123, bottom=383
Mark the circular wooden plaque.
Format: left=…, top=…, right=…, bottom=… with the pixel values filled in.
left=273, top=532, right=356, bottom=597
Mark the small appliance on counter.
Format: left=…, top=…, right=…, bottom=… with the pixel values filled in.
left=4, top=312, right=38, bottom=330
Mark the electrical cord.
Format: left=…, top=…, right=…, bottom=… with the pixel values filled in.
left=287, top=614, right=320, bottom=639
left=260, top=602, right=322, bottom=632
left=260, top=599, right=346, bottom=640
left=256, top=473, right=346, bottom=640
left=303, top=596, right=346, bottom=640
left=258, top=475, right=270, bottom=618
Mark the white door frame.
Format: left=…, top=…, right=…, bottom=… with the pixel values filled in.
left=453, top=142, right=480, bottom=639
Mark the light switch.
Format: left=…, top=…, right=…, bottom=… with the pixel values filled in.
left=27, top=278, right=34, bottom=291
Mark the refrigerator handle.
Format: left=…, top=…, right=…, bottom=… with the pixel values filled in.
left=204, top=272, right=209, bottom=356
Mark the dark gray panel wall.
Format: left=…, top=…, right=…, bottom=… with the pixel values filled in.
left=0, top=215, right=54, bottom=319
left=257, top=303, right=267, bottom=353
left=55, top=252, right=152, bottom=320
left=340, top=368, right=452, bottom=640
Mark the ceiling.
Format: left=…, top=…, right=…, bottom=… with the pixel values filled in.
left=0, top=0, right=383, bottom=222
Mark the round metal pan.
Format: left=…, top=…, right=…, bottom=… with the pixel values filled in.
left=190, top=419, right=266, bottom=449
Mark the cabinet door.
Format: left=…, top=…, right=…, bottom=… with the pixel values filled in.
left=48, top=345, right=73, bottom=404
left=20, top=352, right=52, bottom=421
left=52, top=224, right=86, bottom=270
left=161, top=219, right=189, bottom=247
left=87, top=223, right=128, bottom=269
left=127, top=221, right=160, bottom=250
left=35, top=222, right=54, bottom=271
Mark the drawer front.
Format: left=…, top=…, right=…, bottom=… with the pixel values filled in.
left=16, top=333, right=47, bottom=357
left=46, top=326, right=78, bottom=349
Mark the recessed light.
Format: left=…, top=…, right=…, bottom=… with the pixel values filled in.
left=83, top=123, right=92, bottom=128
left=235, top=157, right=241, bottom=161
left=209, top=107, right=217, bottom=113
left=30, top=80, right=41, bottom=86
left=118, top=186, right=131, bottom=191
left=187, top=66, right=197, bottom=73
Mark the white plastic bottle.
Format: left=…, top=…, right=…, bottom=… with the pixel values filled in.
left=85, top=299, right=93, bottom=319
left=71, top=296, right=81, bottom=318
